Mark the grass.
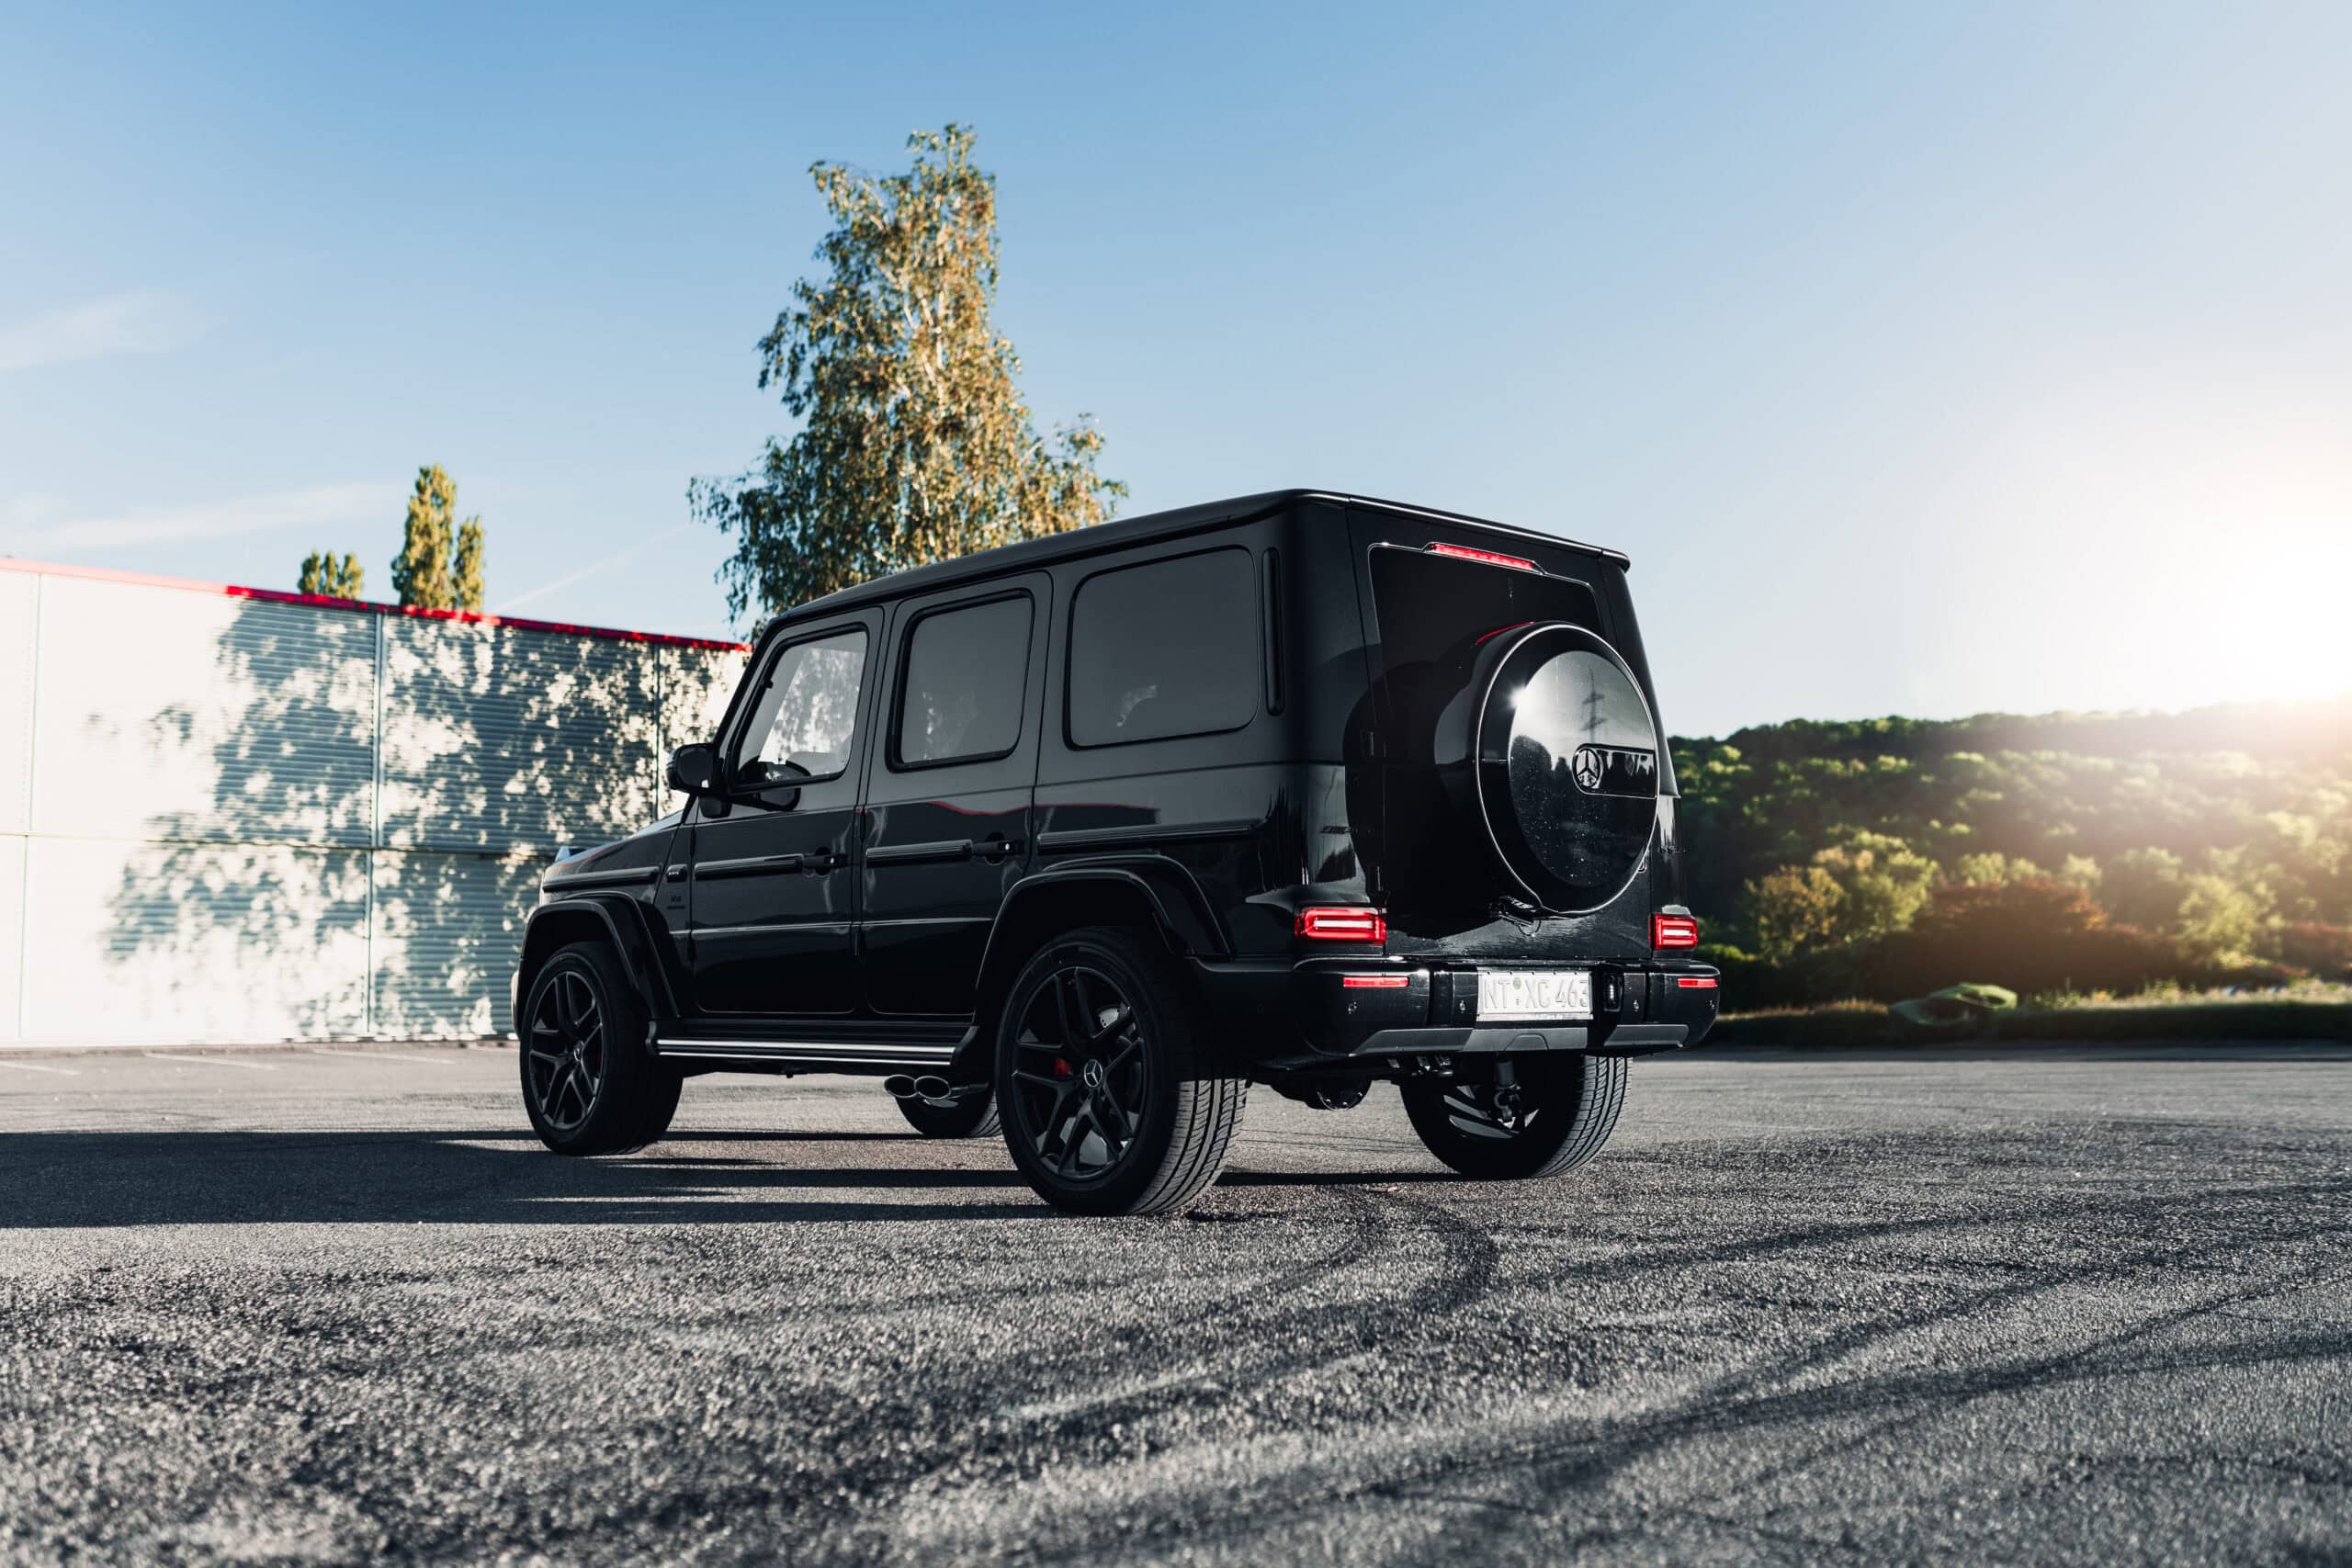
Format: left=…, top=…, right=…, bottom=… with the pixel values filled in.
left=1712, top=982, right=2352, bottom=1047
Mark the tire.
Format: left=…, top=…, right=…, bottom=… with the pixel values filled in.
left=520, top=940, right=683, bottom=1156
left=1401, top=1054, right=1625, bottom=1180
left=896, top=1089, right=1001, bottom=1139
left=994, top=926, right=1248, bottom=1216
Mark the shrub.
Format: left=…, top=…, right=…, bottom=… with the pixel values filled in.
left=1849, top=878, right=2193, bottom=1000
left=2278, top=921, right=2352, bottom=980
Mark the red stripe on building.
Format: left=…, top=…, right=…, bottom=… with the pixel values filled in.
left=0, top=555, right=748, bottom=652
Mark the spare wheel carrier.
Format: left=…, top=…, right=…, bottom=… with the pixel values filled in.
left=1434, top=621, right=1662, bottom=915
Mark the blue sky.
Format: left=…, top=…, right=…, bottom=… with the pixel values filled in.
left=4, top=1, right=2346, bottom=736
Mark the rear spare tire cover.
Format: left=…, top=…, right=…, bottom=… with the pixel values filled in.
left=1464, top=624, right=1660, bottom=912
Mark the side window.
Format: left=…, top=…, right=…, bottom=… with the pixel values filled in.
left=1069, top=548, right=1257, bottom=748
left=894, top=594, right=1034, bottom=768
left=732, top=627, right=867, bottom=786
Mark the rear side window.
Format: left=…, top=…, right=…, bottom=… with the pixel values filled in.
left=1368, top=547, right=1600, bottom=677
left=895, top=593, right=1033, bottom=767
left=1069, top=548, right=1257, bottom=748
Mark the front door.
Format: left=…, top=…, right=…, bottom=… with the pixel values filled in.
left=688, top=614, right=877, bottom=1016
left=861, top=577, right=1047, bottom=1017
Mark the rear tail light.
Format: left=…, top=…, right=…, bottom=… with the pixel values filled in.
left=1676, top=976, right=1718, bottom=989
left=1651, top=913, right=1700, bottom=949
left=1428, top=541, right=1538, bottom=572
left=1297, top=907, right=1387, bottom=942
left=1340, top=974, right=1410, bottom=989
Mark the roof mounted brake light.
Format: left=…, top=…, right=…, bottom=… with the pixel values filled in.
left=1297, top=907, right=1387, bottom=942
left=1428, top=541, right=1537, bottom=572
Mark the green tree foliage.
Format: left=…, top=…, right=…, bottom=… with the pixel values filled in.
left=1811, top=829, right=1937, bottom=942
left=1745, top=865, right=1845, bottom=963
left=2174, top=873, right=2266, bottom=961
left=1864, top=880, right=2189, bottom=1000
left=390, top=463, right=486, bottom=612
left=1673, top=699, right=2352, bottom=997
left=691, top=125, right=1125, bottom=623
left=296, top=551, right=365, bottom=600
left=2101, top=847, right=2187, bottom=931
left=1952, top=851, right=2045, bottom=886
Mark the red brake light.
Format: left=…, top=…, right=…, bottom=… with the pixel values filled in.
left=1652, top=913, right=1700, bottom=950
left=1676, top=976, right=1718, bottom=989
left=1340, top=974, right=1410, bottom=989
left=1297, top=907, right=1387, bottom=942
left=1428, top=541, right=1537, bottom=573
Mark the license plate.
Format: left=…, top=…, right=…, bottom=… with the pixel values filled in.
left=1476, top=968, right=1592, bottom=1021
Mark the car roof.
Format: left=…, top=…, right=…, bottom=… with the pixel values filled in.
left=769, top=489, right=1629, bottom=634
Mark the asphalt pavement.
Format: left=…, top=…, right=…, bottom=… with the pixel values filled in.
left=3, top=1042, right=2347, bottom=1565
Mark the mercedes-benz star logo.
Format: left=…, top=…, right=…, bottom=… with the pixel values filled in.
left=1571, top=744, right=1605, bottom=792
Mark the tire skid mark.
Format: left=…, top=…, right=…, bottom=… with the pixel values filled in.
left=923, top=1179, right=2349, bottom=1563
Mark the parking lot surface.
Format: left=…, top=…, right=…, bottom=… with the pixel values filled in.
left=3, top=1043, right=2348, bottom=1565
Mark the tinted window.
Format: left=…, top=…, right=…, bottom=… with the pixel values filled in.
left=896, top=594, right=1033, bottom=767
left=733, top=628, right=866, bottom=785
left=1369, top=547, right=1600, bottom=677
left=1069, top=548, right=1257, bottom=748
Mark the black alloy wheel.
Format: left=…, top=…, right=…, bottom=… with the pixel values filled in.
left=1401, top=1054, right=1627, bottom=1180
left=520, top=941, right=683, bottom=1156
left=527, top=967, right=606, bottom=1135
left=995, top=927, right=1248, bottom=1216
left=1009, top=963, right=1148, bottom=1180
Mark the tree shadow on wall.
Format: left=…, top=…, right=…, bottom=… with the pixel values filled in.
left=96, top=597, right=741, bottom=1040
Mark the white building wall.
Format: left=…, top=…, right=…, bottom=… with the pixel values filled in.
left=0, top=562, right=744, bottom=1045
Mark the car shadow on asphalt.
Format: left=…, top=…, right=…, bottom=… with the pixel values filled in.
left=0, top=1129, right=1055, bottom=1228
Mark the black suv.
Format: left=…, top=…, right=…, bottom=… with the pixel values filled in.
left=514, top=491, right=1718, bottom=1213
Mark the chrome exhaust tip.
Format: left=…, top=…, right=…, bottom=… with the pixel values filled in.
left=883, top=1074, right=919, bottom=1100
left=912, top=1075, right=954, bottom=1105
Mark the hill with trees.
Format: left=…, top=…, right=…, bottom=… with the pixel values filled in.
left=1672, top=699, right=2352, bottom=1004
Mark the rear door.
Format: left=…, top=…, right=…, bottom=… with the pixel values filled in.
left=687, top=612, right=878, bottom=1015
left=1344, top=507, right=1653, bottom=959
left=860, top=574, right=1048, bottom=1017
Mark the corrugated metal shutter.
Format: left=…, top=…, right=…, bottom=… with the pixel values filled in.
left=0, top=834, right=23, bottom=1040
left=22, top=835, right=370, bottom=1041
left=30, top=577, right=377, bottom=846
left=369, top=849, right=542, bottom=1037
left=0, top=565, right=745, bottom=1046
left=380, top=619, right=662, bottom=854
left=1, top=572, right=40, bottom=835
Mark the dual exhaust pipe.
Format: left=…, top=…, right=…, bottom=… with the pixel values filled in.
left=884, top=1074, right=964, bottom=1108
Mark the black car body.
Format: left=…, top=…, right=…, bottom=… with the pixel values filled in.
left=514, top=491, right=1717, bottom=1212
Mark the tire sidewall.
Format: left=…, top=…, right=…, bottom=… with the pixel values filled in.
left=520, top=943, right=661, bottom=1156
left=1401, top=1055, right=1616, bottom=1180
left=993, top=931, right=1185, bottom=1215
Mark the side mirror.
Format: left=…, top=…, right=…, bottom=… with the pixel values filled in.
left=665, top=742, right=729, bottom=816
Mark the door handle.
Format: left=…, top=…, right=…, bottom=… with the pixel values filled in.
left=805, top=850, right=850, bottom=874
left=975, top=837, right=1023, bottom=862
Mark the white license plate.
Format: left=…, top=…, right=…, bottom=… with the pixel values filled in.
left=1476, top=968, right=1593, bottom=1021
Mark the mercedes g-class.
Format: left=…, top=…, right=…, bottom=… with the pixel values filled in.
left=514, top=491, right=1718, bottom=1213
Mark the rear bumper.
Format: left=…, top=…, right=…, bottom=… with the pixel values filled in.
left=1200, top=956, right=1721, bottom=1069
